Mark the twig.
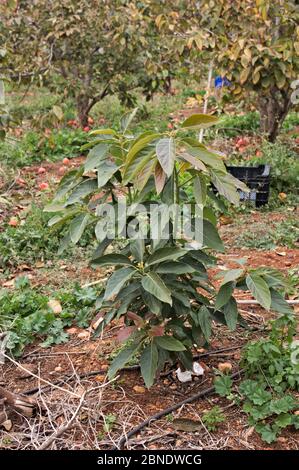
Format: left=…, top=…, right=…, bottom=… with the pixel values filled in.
left=116, top=369, right=244, bottom=450
left=37, top=391, right=87, bottom=450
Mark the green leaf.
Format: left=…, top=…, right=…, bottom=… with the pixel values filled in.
left=211, top=170, right=240, bottom=205
left=140, top=342, right=159, bottom=388
left=123, top=146, right=155, bottom=184
left=156, top=137, right=176, bottom=178
left=65, top=178, right=98, bottom=206
left=202, top=219, right=225, bottom=252
left=184, top=139, right=226, bottom=171
left=221, top=269, right=244, bottom=285
left=97, top=161, right=120, bottom=188
left=181, top=113, right=218, bottom=129
left=141, top=272, right=172, bottom=305
left=214, top=375, right=232, bottom=397
left=246, top=273, right=271, bottom=310
left=194, top=175, right=207, bottom=207
left=155, top=261, right=195, bottom=274
left=84, top=144, right=109, bottom=171
left=146, top=247, right=187, bottom=267
left=130, top=239, right=145, bottom=263
left=91, top=253, right=132, bottom=268
left=89, top=129, right=116, bottom=137
left=104, top=267, right=136, bottom=301
left=124, top=133, right=159, bottom=175
left=120, top=107, right=138, bottom=132
left=69, top=213, right=90, bottom=244
left=215, top=282, right=234, bottom=310
left=270, top=289, right=293, bottom=315
left=223, top=297, right=238, bottom=330
left=108, top=340, right=141, bottom=379
left=198, top=305, right=212, bottom=341
left=255, top=424, right=277, bottom=444
left=142, top=291, right=162, bottom=315
left=155, top=335, right=186, bottom=351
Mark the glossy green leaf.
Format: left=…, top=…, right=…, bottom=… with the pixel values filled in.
left=141, top=272, right=172, bottom=305
left=140, top=342, right=159, bottom=388
left=181, top=113, right=219, bottom=129
left=104, top=267, right=136, bottom=301
left=155, top=335, right=186, bottom=351
left=246, top=273, right=271, bottom=310
left=156, top=137, right=176, bottom=177
left=69, top=213, right=90, bottom=244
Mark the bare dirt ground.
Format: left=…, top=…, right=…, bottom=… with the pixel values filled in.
left=0, top=157, right=298, bottom=450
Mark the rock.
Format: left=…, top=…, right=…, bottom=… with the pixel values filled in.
left=133, top=385, right=145, bottom=394
left=54, top=365, right=63, bottom=373
left=18, top=363, right=38, bottom=379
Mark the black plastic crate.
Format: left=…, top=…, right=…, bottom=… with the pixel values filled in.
left=226, top=164, right=271, bottom=207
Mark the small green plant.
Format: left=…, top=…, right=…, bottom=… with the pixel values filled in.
left=0, top=277, right=98, bottom=355
left=103, top=413, right=117, bottom=433
left=215, top=315, right=299, bottom=443
left=202, top=406, right=226, bottom=432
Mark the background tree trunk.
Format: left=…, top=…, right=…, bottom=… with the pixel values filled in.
left=77, top=94, right=91, bottom=128
left=258, top=87, right=292, bottom=142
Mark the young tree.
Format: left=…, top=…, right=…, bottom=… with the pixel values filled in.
left=2, top=0, right=175, bottom=126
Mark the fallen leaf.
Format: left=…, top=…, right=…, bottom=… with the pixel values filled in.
left=133, top=385, right=145, bottom=393
left=2, top=420, right=12, bottom=431
left=172, top=418, right=201, bottom=432
left=218, top=362, right=233, bottom=373
left=278, top=192, right=287, bottom=201
left=275, top=251, right=286, bottom=257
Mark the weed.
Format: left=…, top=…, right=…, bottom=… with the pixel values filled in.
left=215, top=315, right=299, bottom=443
left=236, top=217, right=299, bottom=250
left=0, top=277, right=99, bottom=356
left=202, top=406, right=226, bottom=432
left=0, top=128, right=88, bottom=168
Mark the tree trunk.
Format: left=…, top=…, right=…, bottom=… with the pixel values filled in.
left=76, top=94, right=91, bottom=128
left=258, top=87, right=291, bottom=142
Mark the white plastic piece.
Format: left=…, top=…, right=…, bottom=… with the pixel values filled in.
left=193, top=362, right=205, bottom=376
left=176, top=368, right=192, bottom=383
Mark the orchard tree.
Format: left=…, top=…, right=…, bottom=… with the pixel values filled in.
left=157, top=0, right=299, bottom=142
left=2, top=0, right=176, bottom=126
